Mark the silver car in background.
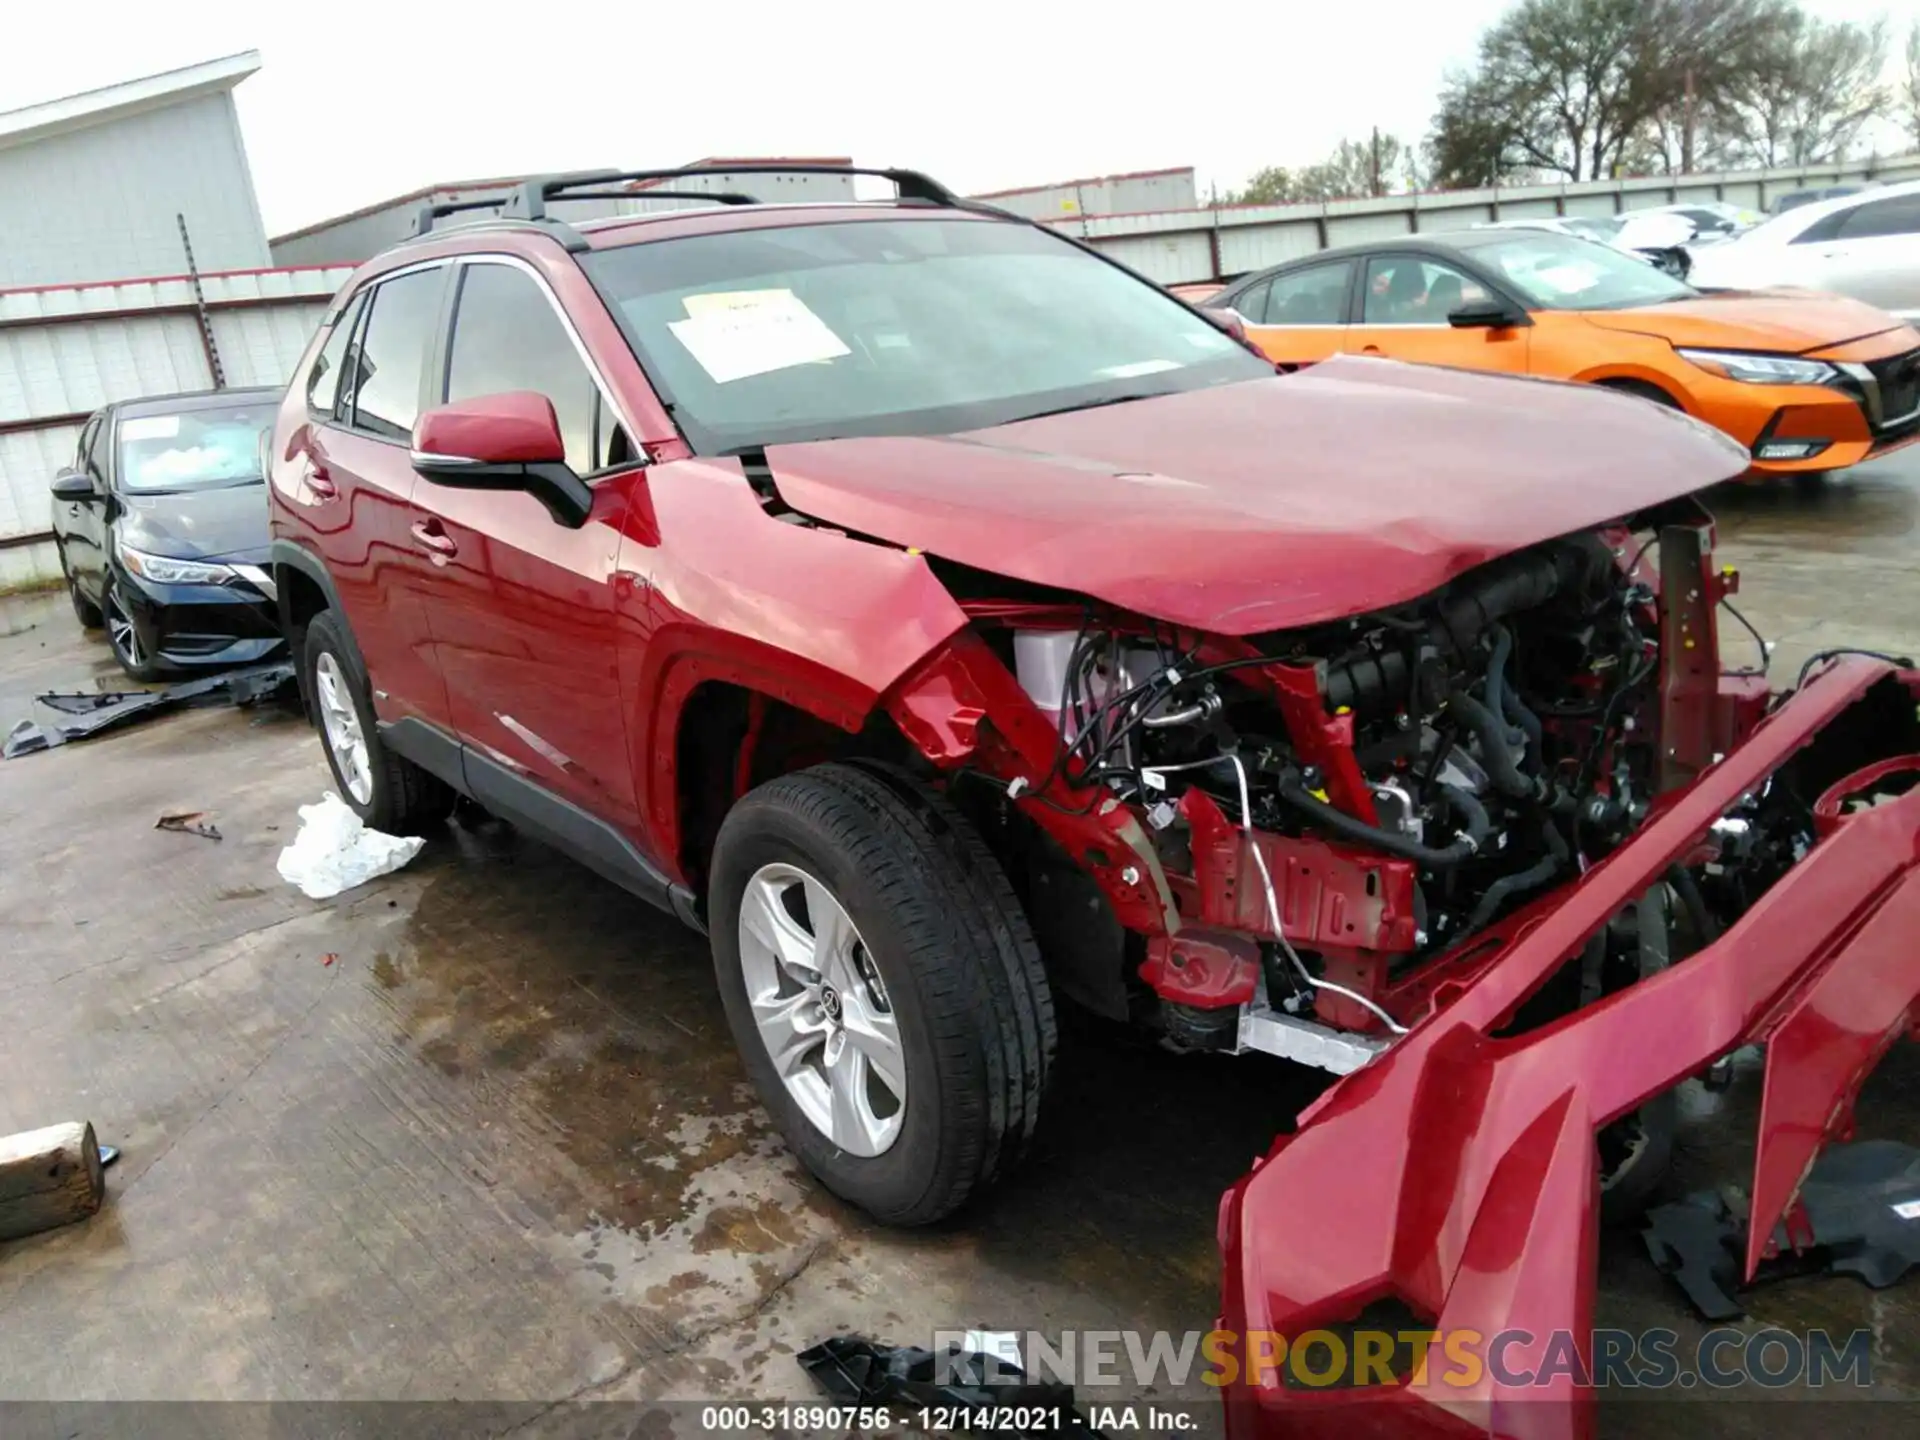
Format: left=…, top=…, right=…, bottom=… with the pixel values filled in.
left=1687, top=179, right=1920, bottom=322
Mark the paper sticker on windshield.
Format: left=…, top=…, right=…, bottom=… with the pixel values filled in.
left=669, top=289, right=850, bottom=383
left=1534, top=264, right=1600, bottom=295
left=119, top=415, right=180, bottom=441
left=1100, top=359, right=1183, bottom=379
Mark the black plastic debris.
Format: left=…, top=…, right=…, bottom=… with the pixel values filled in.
left=2, top=661, right=295, bottom=758
left=799, top=1335, right=1099, bottom=1436
left=1643, top=1140, right=1920, bottom=1320
left=156, top=811, right=222, bottom=841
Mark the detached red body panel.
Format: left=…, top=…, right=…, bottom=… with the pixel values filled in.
left=1218, top=658, right=1920, bottom=1440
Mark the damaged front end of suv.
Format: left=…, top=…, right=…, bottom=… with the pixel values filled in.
left=831, top=424, right=1920, bottom=1440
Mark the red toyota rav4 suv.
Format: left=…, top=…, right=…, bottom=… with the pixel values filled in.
left=270, top=166, right=1920, bottom=1436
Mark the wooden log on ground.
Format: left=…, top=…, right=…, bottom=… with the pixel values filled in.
left=0, top=1121, right=105, bottom=1242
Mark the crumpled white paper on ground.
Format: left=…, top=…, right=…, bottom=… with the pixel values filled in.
left=276, top=793, right=424, bottom=899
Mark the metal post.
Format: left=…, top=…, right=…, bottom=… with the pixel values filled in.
left=176, top=213, right=225, bottom=390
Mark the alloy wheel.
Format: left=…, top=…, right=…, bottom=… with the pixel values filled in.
left=736, top=862, right=906, bottom=1156
left=313, top=651, right=374, bottom=805
left=104, top=583, right=145, bottom=670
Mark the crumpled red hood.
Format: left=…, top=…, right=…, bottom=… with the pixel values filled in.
left=763, top=356, right=1746, bottom=635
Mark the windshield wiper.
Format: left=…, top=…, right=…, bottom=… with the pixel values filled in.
left=1004, top=390, right=1165, bottom=425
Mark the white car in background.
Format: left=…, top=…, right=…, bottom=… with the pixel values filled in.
left=1687, top=179, right=1920, bottom=320
left=1478, top=213, right=1696, bottom=276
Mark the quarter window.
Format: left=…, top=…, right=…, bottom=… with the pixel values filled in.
left=445, top=264, right=598, bottom=474
left=306, top=293, right=367, bottom=419
left=1261, top=262, right=1355, bottom=324
left=346, top=268, right=446, bottom=441
left=1227, top=279, right=1270, bottom=323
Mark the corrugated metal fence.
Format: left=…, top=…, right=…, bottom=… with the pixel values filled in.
left=1052, top=153, right=1920, bottom=285
left=0, top=264, right=350, bottom=590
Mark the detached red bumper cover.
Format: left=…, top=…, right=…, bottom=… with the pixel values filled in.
left=1219, top=658, right=1920, bottom=1440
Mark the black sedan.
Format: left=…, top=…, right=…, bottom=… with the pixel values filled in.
left=50, top=388, right=286, bottom=681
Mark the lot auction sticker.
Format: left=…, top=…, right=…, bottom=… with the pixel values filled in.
left=670, top=288, right=850, bottom=383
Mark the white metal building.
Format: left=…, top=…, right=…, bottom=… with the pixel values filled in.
left=270, top=159, right=860, bottom=266
left=0, top=51, right=270, bottom=289
left=975, top=167, right=1199, bottom=219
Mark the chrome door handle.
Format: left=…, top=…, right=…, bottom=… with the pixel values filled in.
left=410, top=520, right=458, bottom=560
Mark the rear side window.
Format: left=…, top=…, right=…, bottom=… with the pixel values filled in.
left=306, top=293, right=366, bottom=419
left=74, top=415, right=99, bottom=469
left=1263, top=262, right=1355, bottom=324
left=1792, top=209, right=1851, bottom=244
left=346, top=268, right=446, bottom=441
left=86, top=413, right=112, bottom=474
left=1836, top=195, right=1920, bottom=240
left=444, top=264, right=597, bottom=474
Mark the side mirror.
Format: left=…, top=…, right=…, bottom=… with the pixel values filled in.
left=51, top=469, right=98, bottom=501
left=1448, top=299, right=1529, bottom=330
left=1200, top=306, right=1250, bottom=341
left=411, top=392, right=594, bottom=529
left=1198, top=304, right=1276, bottom=364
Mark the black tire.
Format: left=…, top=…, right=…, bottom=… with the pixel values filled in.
left=1597, top=887, right=1682, bottom=1224
left=103, top=576, right=166, bottom=682
left=300, top=609, right=453, bottom=836
left=1599, top=1090, right=1677, bottom=1225
left=61, top=548, right=103, bottom=630
left=710, top=762, right=1055, bottom=1225
left=69, top=578, right=103, bottom=629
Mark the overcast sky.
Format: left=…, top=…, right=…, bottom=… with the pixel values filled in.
left=6, top=0, right=1910, bottom=235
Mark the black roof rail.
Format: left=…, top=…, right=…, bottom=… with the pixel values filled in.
left=554, top=189, right=758, bottom=207
left=407, top=196, right=509, bottom=238
left=503, top=164, right=961, bottom=223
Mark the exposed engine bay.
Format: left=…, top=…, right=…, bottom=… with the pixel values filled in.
left=916, top=505, right=1896, bottom=1088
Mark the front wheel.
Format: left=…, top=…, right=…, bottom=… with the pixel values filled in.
left=300, top=609, right=453, bottom=836
left=103, top=576, right=163, bottom=681
left=709, top=763, right=1055, bottom=1225
left=66, top=566, right=103, bottom=630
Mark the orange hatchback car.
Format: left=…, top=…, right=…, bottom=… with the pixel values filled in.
left=1207, top=229, right=1920, bottom=479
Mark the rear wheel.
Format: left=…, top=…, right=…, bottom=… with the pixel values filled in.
left=300, top=610, right=453, bottom=836
left=709, top=762, right=1055, bottom=1225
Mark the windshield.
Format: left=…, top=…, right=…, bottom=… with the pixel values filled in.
left=1561, top=216, right=1624, bottom=242
left=1468, top=232, right=1697, bottom=311
left=117, top=402, right=274, bottom=493
left=581, top=217, right=1271, bottom=453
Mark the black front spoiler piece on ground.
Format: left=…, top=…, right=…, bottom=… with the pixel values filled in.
left=2, top=661, right=295, bottom=758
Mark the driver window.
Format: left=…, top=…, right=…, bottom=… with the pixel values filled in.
left=445, top=263, right=599, bottom=475
left=1363, top=257, right=1486, bottom=324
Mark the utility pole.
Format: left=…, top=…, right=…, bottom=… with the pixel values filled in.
left=1681, top=66, right=1697, bottom=174
left=1370, top=126, right=1383, bottom=197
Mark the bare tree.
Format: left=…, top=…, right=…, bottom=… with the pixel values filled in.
left=1905, top=20, right=1920, bottom=147
left=1428, top=71, right=1540, bottom=188
left=1706, top=15, right=1889, bottom=166
left=1221, top=167, right=1302, bottom=206
left=1426, top=0, right=1808, bottom=183
left=1296, top=132, right=1420, bottom=200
